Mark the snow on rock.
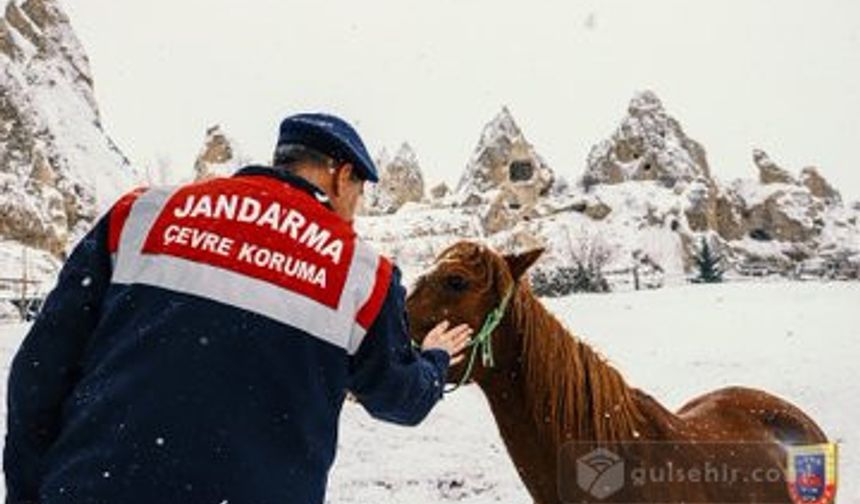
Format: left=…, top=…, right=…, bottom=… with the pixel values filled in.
left=429, top=181, right=450, bottom=200
left=454, top=107, right=565, bottom=234
left=192, top=125, right=247, bottom=181
left=355, top=207, right=484, bottom=284
left=356, top=92, right=859, bottom=284
left=727, top=150, right=847, bottom=254
left=362, top=142, right=425, bottom=215
left=753, top=148, right=797, bottom=185
left=730, top=178, right=825, bottom=243
left=800, top=166, right=841, bottom=204
left=0, top=0, right=139, bottom=257
left=583, top=90, right=710, bottom=188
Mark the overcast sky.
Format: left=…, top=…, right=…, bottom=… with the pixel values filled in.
left=64, top=0, right=860, bottom=200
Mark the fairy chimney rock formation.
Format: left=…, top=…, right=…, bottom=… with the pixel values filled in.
left=193, top=125, right=242, bottom=181
left=363, top=142, right=426, bottom=214
left=800, top=166, right=841, bottom=204
left=728, top=151, right=846, bottom=243
left=430, top=182, right=451, bottom=200
left=584, top=91, right=711, bottom=188
left=456, top=107, right=557, bottom=204
left=753, top=149, right=797, bottom=185
left=0, top=0, right=138, bottom=255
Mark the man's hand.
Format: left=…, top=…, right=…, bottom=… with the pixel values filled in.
left=421, top=321, right=473, bottom=365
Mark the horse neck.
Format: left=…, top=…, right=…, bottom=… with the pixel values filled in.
left=477, top=284, right=648, bottom=446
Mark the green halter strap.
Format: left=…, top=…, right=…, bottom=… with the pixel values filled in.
left=442, top=285, right=515, bottom=394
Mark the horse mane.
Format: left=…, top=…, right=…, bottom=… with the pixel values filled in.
left=509, top=283, right=643, bottom=445
left=436, top=241, right=643, bottom=444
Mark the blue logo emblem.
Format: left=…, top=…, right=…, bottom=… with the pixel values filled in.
left=787, top=444, right=837, bottom=504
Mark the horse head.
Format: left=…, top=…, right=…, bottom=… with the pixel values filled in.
left=406, top=240, right=543, bottom=384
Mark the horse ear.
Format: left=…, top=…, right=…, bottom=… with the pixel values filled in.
left=503, top=248, right=545, bottom=281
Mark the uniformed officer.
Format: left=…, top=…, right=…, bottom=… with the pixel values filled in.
left=4, top=113, right=472, bottom=504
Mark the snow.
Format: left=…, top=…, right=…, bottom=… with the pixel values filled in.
left=1, top=281, right=857, bottom=502
left=0, top=240, right=60, bottom=319
left=0, top=241, right=60, bottom=288
left=356, top=208, right=484, bottom=283
left=362, top=141, right=426, bottom=215
left=358, top=91, right=859, bottom=289
left=585, top=90, right=709, bottom=184
left=454, top=106, right=557, bottom=198
left=191, top=126, right=251, bottom=182
left=1, top=33, right=137, bottom=210
left=1, top=0, right=141, bottom=266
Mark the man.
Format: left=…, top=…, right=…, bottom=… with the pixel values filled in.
left=4, top=113, right=472, bottom=504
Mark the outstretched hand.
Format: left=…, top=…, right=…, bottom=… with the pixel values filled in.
left=421, top=321, right=473, bottom=365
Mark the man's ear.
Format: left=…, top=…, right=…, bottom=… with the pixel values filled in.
left=503, top=248, right=545, bottom=281
left=333, top=163, right=357, bottom=197
left=330, top=165, right=343, bottom=198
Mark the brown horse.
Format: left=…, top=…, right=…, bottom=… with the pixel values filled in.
left=406, top=241, right=829, bottom=504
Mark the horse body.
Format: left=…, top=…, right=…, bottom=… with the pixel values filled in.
left=406, top=241, right=828, bottom=504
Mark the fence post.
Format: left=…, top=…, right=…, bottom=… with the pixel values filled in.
left=21, top=246, right=29, bottom=311
left=633, top=265, right=640, bottom=291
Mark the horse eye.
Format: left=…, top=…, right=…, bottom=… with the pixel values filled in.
left=444, top=274, right=469, bottom=292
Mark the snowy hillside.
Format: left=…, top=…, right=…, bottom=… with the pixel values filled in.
left=0, top=0, right=142, bottom=313
left=0, top=0, right=139, bottom=257
left=357, top=95, right=860, bottom=287
left=2, top=281, right=855, bottom=502
left=334, top=281, right=860, bottom=502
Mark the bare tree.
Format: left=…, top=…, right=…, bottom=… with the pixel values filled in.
left=531, top=226, right=612, bottom=296
left=567, top=225, right=612, bottom=277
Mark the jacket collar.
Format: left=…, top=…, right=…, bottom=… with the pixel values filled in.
left=232, top=165, right=334, bottom=211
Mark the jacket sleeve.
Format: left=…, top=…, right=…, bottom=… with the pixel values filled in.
left=347, top=266, right=449, bottom=426
left=3, top=212, right=113, bottom=503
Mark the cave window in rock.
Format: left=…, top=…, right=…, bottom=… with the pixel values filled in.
left=508, top=202, right=522, bottom=210
left=643, top=163, right=652, bottom=172
left=749, top=228, right=772, bottom=241
left=509, top=160, right=534, bottom=182
left=670, top=220, right=680, bottom=231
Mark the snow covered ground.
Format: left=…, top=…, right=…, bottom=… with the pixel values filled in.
left=1, top=281, right=857, bottom=502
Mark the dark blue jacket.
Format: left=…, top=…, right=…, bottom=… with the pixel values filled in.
left=4, top=167, right=449, bottom=504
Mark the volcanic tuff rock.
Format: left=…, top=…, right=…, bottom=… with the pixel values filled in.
left=754, top=149, right=797, bottom=185
left=583, top=91, right=710, bottom=188
left=193, top=125, right=246, bottom=181
left=358, top=92, right=859, bottom=283
left=362, top=142, right=425, bottom=215
left=6, top=22, right=856, bottom=297
left=453, top=107, right=567, bottom=233
left=800, top=166, right=841, bottom=204
left=457, top=107, right=561, bottom=202
left=0, top=0, right=138, bottom=256
left=429, top=182, right=450, bottom=200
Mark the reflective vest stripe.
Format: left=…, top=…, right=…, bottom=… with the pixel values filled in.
left=111, top=181, right=384, bottom=354
left=355, top=256, right=393, bottom=330
left=108, top=187, right=148, bottom=254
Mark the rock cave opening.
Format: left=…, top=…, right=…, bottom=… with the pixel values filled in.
left=509, top=160, right=534, bottom=182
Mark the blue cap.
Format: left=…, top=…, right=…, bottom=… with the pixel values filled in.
left=274, top=113, right=378, bottom=183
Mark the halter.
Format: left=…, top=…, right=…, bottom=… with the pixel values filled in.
left=409, top=284, right=515, bottom=394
